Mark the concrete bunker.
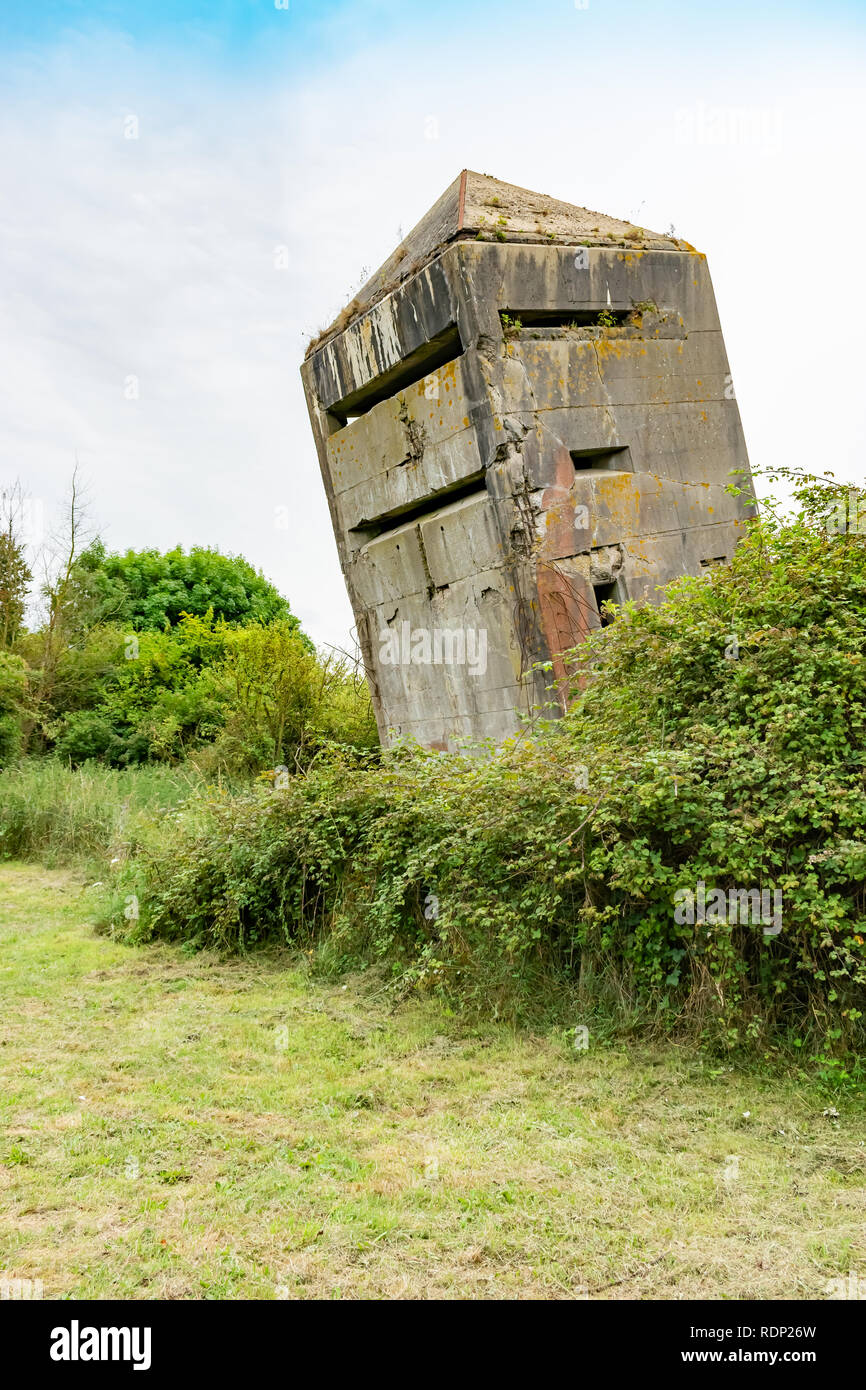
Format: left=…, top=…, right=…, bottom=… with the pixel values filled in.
left=301, top=170, right=756, bottom=749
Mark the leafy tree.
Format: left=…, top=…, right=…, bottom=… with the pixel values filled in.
left=0, top=651, right=31, bottom=766
left=0, top=532, right=31, bottom=649
left=48, top=614, right=377, bottom=770
left=70, top=541, right=307, bottom=636
left=2, top=473, right=363, bottom=768
left=23, top=467, right=94, bottom=752
left=0, top=480, right=33, bottom=649
left=52, top=616, right=227, bottom=766
left=202, top=620, right=377, bottom=773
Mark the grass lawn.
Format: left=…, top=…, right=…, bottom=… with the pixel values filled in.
left=1, top=861, right=863, bottom=1300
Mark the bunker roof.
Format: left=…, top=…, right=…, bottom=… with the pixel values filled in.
left=306, top=170, right=688, bottom=357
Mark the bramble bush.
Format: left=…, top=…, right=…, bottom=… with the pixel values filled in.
left=101, top=471, right=866, bottom=1053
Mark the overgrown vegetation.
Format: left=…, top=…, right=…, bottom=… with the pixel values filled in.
left=2, top=469, right=864, bottom=1062
left=0, top=475, right=377, bottom=774
left=0, top=760, right=202, bottom=865
left=74, top=470, right=865, bottom=1060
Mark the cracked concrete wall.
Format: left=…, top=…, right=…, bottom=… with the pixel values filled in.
left=301, top=237, right=755, bottom=749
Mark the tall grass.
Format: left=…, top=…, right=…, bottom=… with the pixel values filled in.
left=0, top=759, right=208, bottom=867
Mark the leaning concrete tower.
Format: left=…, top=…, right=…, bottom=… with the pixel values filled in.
left=301, top=171, right=755, bottom=749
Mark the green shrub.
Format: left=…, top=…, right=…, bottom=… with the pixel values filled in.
left=38, top=615, right=378, bottom=772
left=0, top=650, right=30, bottom=768
left=98, top=473, right=866, bottom=1052
left=0, top=713, right=21, bottom=767
left=52, top=710, right=125, bottom=765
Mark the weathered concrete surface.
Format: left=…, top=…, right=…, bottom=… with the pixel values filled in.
left=301, top=172, right=756, bottom=749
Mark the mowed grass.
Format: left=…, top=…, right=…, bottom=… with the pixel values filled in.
left=1, top=864, right=864, bottom=1301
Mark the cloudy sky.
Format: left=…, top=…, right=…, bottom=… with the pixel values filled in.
left=1, top=0, right=865, bottom=651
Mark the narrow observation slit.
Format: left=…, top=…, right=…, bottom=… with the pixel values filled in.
left=570, top=446, right=633, bottom=474
left=349, top=472, right=488, bottom=543
left=326, top=325, right=462, bottom=428
left=499, top=308, right=633, bottom=331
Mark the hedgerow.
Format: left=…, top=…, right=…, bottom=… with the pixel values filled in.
left=100, top=472, right=866, bottom=1052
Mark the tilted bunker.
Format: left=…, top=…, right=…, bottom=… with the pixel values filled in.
left=301, top=171, right=756, bottom=748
